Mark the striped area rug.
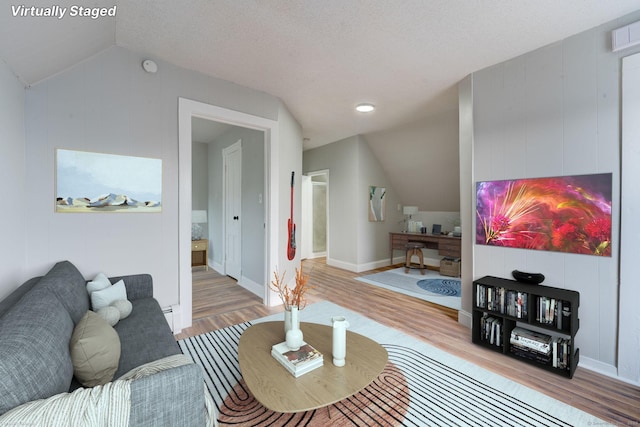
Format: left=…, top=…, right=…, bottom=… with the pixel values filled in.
left=178, top=301, right=604, bottom=427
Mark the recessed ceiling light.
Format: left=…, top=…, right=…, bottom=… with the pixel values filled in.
left=356, top=103, right=375, bottom=113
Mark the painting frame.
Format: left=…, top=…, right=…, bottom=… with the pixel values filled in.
left=55, top=148, right=162, bottom=213
left=369, top=186, right=386, bottom=222
left=475, top=173, right=612, bottom=256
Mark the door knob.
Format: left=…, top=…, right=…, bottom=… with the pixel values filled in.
left=233, top=216, right=239, bottom=220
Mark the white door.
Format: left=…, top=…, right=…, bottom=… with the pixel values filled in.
left=224, top=140, right=242, bottom=280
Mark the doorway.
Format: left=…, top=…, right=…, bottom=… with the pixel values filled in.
left=179, top=98, right=279, bottom=330
left=303, top=170, right=329, bottom=260
left=191, top=122, right=262, bottom=286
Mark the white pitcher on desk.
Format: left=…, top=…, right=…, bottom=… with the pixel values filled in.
left=331, top=316, right=350, bottom=367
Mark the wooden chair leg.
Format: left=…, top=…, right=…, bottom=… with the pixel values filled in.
left=405, top=247, right=426, bottom=274
left=405, top=249, right=411, bottom=273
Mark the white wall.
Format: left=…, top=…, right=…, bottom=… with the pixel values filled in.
left=272, top=104, right=303, bottom=293
left=0, top=60, right=27, bottom=300
left=304, top=136, right=359, bottom=267
left=22, top=46, right=290, bottom=310
left=356, top=136, right=403, bottom=269
left=303, top=135, right=402, bottom=272
left=366, top=110, right=460, bottom=211
left=463, top=11, right=640, bottom=382
left=619, top=52, right=640, bottom=383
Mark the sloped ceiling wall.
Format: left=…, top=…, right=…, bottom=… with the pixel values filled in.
left=365, top=108, right=460, bottom=210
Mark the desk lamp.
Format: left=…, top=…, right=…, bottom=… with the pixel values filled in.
left=403, top=206, right=418, bottom=232
left=191, top=210, right=207, bottom=240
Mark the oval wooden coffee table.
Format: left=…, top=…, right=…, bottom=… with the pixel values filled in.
left=238, top=321, right=388, bottom=413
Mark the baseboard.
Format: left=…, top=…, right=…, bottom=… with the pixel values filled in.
left=356, top=259, right=395, bottom=272
left=326, top=257, right=358, bottom=272
left=212, top=260, right=224, bottom=274
left=578, top=356, right=640, bottom=386
left=578, top=356, right=618, bottom=378
left=208, top=261, right=263, bottom=300
left=328, top=258, right=389, bottom=273
left=308, top=252, right=327, bottom=259
left=458, top=309, right=472, bottom=328
left=392, top=255, right=406, bottom=265
left=162, top=304, right=182, bottom=334
left=328, top=256, right=446, bottom=273
left=238, top=275, right=263, bottom=298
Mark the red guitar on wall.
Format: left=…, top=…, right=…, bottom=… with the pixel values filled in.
left=287, top=171, right=296, bottom=260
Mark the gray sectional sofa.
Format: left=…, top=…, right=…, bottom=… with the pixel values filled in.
left=0, top=260, right=208, bottom=426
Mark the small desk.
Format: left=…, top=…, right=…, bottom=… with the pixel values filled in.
left=191, top=239, right=208, bottom=270
left=238, top=321, right=388, bottom=413
left=389, top=232, right=461, bottom=265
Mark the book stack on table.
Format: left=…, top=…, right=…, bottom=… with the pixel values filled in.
left=271, top=341, right=324, bottom=377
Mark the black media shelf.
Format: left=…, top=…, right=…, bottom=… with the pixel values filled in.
left=472, top=275, right=580, bottom=379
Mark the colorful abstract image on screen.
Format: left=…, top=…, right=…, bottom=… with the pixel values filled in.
left=476, top=173, right=612, bottom=256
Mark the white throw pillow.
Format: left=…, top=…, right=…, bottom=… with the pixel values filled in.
left=91, top=280, right=127, bottom=311
left=86, top=272, right=111, bottom=295
left=111, top=299, right=133, bottom=319
left=97, top=306, right=121, bottom=326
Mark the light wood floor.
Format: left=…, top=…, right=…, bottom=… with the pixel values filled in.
left=177, top=259, right=639, bottom=426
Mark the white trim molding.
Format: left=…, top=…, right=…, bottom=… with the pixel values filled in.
left=178, top=98, right=279, bottom=330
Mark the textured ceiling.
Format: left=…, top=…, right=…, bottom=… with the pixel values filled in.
left=2, top=1, right=640, bottom=149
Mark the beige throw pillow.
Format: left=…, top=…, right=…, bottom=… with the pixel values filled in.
left=70, top=310, right=121, bottom=387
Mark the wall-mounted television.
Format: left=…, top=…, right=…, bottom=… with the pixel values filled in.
left=476, top=173, right=612, bottom=256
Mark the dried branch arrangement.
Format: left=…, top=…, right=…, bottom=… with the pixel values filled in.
left=270, top=266, right=312, bottom=310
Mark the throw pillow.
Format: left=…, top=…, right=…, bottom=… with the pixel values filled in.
left=90, top=280, right=127, bottom=311
left=97, top=306, right=120, bottom=326
left=111, top=299, right=133, bottom=319
left=86, top=272, right=111, bottom=295
left=70, top=311, right=121, bottom=387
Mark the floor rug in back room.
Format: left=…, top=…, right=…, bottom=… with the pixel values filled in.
left=355, top=267, right=461, bottom=310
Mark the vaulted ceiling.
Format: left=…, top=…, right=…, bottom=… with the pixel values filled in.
left=2, top=1, right=639, bottom=151
left=3, top=2, right=639, bottom=211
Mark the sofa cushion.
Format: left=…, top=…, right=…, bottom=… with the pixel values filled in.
left=90, top=279, right=127, bottom=310
left=70, top=310, right=121, bottom=387
left=108, top=274, right=153, bottom=300
left=0, top=276, right=42, bottom=319
left=113, top=298, right=181, bottom=379
left=0, top=286, right=75, bottom=415
left=38, top=260, right=89, bottom=324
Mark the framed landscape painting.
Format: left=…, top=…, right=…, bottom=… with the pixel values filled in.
left=56, top=149, right=162, bottom=213
left=476, top=173, right=612, bottom=256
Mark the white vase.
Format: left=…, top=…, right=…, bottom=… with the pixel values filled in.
left=285, top=306, right=303, bottom=351
left=284, top=308, right=292, bottom=336
left=331, top=315, right=350, bottom=367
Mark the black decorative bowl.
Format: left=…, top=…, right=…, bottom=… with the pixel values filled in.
left=512, top=270, right=545, bottom=284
